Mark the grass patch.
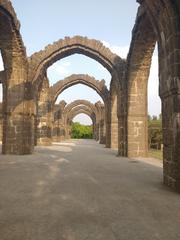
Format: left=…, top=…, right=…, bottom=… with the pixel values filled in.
left=148, top=149, right=163, bottom=160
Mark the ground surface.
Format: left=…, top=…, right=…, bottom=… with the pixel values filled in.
left=0, top=139, right=180, bottom=240
left=148, top=149, right=163, bottom=160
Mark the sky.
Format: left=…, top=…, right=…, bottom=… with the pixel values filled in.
left=0, top=0, right=161, bottom=124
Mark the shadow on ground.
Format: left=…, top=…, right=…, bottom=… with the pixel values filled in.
left=0, top=140, right=179, bottom=240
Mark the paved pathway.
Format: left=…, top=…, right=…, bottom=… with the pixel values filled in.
left=0, top=140, right=180, bottom=240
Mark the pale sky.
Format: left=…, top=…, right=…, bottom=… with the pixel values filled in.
left=0, top=0, right=161, bottom=124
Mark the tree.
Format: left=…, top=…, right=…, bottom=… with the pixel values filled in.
left=148, top=117, right=162, bottom=150
left=71, top=122, right=93, bottom=139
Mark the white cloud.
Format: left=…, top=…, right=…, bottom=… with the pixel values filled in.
left=50, top=61, right=71, bottom=78
left=101, top=40, right=129, bottom=59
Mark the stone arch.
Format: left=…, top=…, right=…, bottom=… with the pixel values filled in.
left=0, top=0, right=34, bottom=154
left=28, top=36, right=125, bottom=151
left=55, top=100, right=67, bottom=121
left=28, top=36, right=124, bottom=87
left=67, top=106, right=96, bottom=124
left=127, top=1, right=180, bottom=191
left=50, top=74, right=109, bottom=144
left=69, top=108, right=95, bottom=135
left=63, top=100, right=99, bottom=140
left=50, top=74, right=109, bottom=104
left=63, top=99, right=98, bottom=117
left=69, top=111, right=94, bottom=123
left=70, top=108, right=96, bottom=139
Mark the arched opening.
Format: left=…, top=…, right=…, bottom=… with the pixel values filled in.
left=52, top=95, right=102, bottom=144
left=147, top=45, right=162, bottom=159
left=36, top=79, right=107, bottom=146
left=63, top=102, right=97, bottom=140
left=29, top=36, right=125, bottom=152
left=36, top=68, right=109, bottom=146
left=62, top=100, right=99, bottom=141
left=35, top=54, right=111, bottom=147
left=58, top=87, right=104, bottom=142
left=56, top=84, right=103, bottom=105
left=47, top=54, right=111, bottom=89
left=71, top=113, right=93, bottom=140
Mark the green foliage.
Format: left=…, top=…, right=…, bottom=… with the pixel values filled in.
left=148, top=149, right=163, bottom=160
left=148, top=115, right=162, bottom=150
left=71, top=122, right=93, bottom=139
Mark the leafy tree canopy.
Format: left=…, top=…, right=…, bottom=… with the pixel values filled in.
left=71, top=122, right=93, bottom=139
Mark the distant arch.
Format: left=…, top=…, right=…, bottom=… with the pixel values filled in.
left=50, top=74, right=109, bottom=104
left=68, top=109, right=95, bottom=124
left=63, top=99, right=98, bottom=117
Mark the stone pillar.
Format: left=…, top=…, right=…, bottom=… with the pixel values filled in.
left=0, top=8, right=34, bottom=154
left=52, top=102, right=67, bottom=142
left=2, top=84, right=34, bottom=155
left=118, top=115, right=127, bottom=156
left=92, top=123, right=96, bottom=139
left=60, top=125, right=66, bottom=141
left=52, top=120, right=59, bottom=142
left=65, top=126, right=71, bottom=139
left=110, top=86, right=118, bottom=149
left=95, top=122, right=100, bottom=141
left=37, top=102, right=52, bottom=146
left=99, top=119, right=105, bottom=144
left=161, top=93, right=180, bottom=190
left=0, top=106, right=2, bottom=142
left=95, top=102, right=106, bottom=144
left=36, top=77, right=52, bottom=146
left=127, top=69, right=148, bottom=157
left=105, top=103, right=111, bottom=148
left=2, top=59, right=34, bottom=154
left=64, top=120, right=71, bottom=140
left=52, top=106, right=61, bottom=142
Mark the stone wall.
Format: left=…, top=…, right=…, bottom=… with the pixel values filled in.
left=0, top=103, right=2, bottom=141
left=110, top=81, right=118, bottom=149
left=1, top=0, right=180, bottom=193
left=0, top=1, right=35, bottom=154
left=36, top=74, right=52, bottom=146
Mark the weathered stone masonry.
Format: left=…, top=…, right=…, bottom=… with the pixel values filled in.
left=0, top=0, right=180, bottom=192
left=0, top=0, right=34, bottom=154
